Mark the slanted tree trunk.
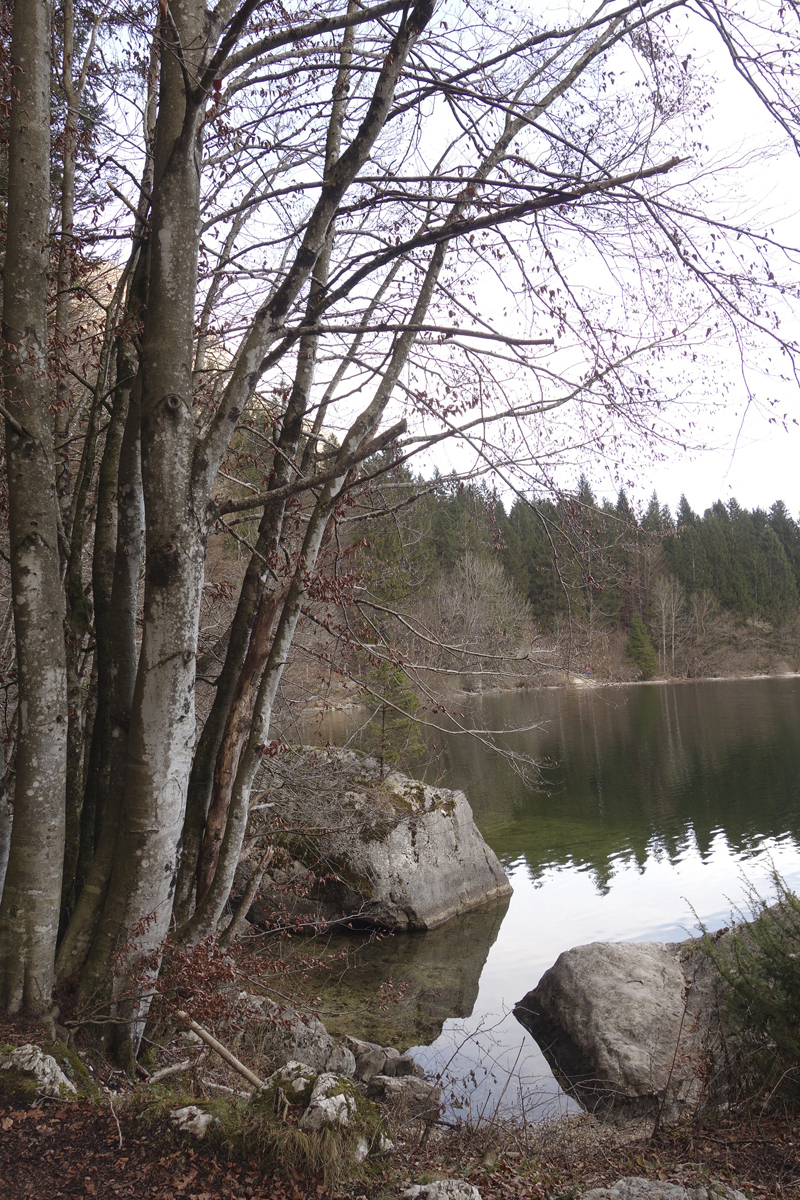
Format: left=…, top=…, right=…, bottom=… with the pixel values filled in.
left=0, top=0, right=68, bottom=1015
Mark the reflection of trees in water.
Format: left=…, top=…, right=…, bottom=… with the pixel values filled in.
left=435, top=679, right=800, bottom=890
left=293, top=897, right=509, bottom=1050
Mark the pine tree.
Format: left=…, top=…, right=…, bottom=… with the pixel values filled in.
left=626, top=613, right=659, bottom=680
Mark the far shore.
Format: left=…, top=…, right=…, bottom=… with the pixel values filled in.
left=296, top=667, right=800, bottom=717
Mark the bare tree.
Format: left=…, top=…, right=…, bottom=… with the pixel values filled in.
left=0, top=0, right=796, bottom=1056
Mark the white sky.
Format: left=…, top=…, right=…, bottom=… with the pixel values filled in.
left=585, top=11, right=800, bottom=519
left=419, top=5, right=800, bottom=520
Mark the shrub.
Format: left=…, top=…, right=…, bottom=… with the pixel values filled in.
left=701, top=872, right=800, bottom=1106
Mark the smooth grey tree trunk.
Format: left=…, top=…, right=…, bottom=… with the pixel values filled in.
left=80, top=3, right=212, bottom=1059
left=0, top=0, right=68, bottom=1016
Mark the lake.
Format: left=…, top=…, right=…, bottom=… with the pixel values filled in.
left=296, top=675, right=800, bottom=1121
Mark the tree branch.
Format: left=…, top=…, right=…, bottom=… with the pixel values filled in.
left=211, top=418, right=407, bottom=518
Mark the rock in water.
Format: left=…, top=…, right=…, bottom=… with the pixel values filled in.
left=265, top=767, right=512, bottom=930
left=514, top=941, right=722, bottom=1120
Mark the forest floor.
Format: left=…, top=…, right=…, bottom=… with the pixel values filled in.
left=2, top=1015, right=799, bottom=1200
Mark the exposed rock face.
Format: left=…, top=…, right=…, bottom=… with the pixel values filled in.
left=248, top=759, right=512, bottom=931
left=580, top=1180, right=746, bottom=1200
left=514, top=941, right=723, bottom=1120
left=0, top=1044, right=78, bottom=1101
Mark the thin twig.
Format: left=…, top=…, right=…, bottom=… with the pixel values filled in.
left=105, top=1090, right=123, bottom=1148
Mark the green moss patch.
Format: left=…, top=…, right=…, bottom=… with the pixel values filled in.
left=131, top=1076, right=389, bottom=1186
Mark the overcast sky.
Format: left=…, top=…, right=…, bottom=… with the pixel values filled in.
left=592, top=10, right=800, bottom=519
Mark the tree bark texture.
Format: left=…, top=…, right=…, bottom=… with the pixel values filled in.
left=0, top=0, right=68, bottom=1015
left=81, top=4, right=211, bottom=1055
left=57, top=373, right=145, bottom=983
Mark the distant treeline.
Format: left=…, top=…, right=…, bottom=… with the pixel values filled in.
left=365, top=471, right=800, bottom=639
left=501, top=482, right=800, bottom=629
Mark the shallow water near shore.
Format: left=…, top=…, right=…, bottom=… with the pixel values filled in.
left=294, top=675, right=800, bottom=1119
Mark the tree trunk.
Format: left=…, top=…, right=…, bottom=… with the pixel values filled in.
left=80, top=4, right=210, bottom=1060
left=0, top=737, right=10, bottom=905
left=0, top=0, right=68, bottom=1016
left=56, top=372, right=145, bottom=983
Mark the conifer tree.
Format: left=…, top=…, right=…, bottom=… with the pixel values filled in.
left=626, top=613, right=659, bottom=680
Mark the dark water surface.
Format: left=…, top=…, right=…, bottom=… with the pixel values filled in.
left=297, top=676, right=800, bottom=1118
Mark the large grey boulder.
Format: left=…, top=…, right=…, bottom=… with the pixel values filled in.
left=247, top=754, right=512, bottom=931
left=514, top=941, right=723, bottom=1120
left=580, top=1180, right=746, bottom=1200
left=301, top=769, right=511, bottom=930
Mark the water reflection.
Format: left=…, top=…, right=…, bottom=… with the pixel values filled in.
left=293, top=677, right=800, bottom=1114
left=306, top=898, right=509, bottom=1049
left=438, top=677, right=800, bottom=891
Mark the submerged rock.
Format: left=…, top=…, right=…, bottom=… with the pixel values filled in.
left=514, top=940, right=723, bottom=1121
left=248, top=757, right=512, bottom=931
left=0, top=1044, right=78, bottom=1102
left=313, top=898, right=509, bottom=1049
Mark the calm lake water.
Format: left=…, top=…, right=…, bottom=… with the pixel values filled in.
left=297, top=676, right=800, bottom=1120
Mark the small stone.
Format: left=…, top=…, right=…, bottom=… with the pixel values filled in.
left=254, top=1060, right=316, bottom=1107
left=367, top=1073, right=440, bottom=1115
left=0, top=1044, right=77, bottom=1101
left=353, top=1135, right=369, bottom=1163
left=299, top=1072, right=356, bottom=1132
left=170, top=1105, right=214, bottom=1138
left=402, top=1182, right=482, bottom=1200
left=256, top=1001, right=335, bottom=1072
left=353, top=1045, right=387, bottom=1082
left=326, top=1043, right=356, bottom=1077
left=382, top=1054, right=417, bottom=1078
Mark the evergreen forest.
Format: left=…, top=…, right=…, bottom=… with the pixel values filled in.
left=356, top=474, right=800, bottom=685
